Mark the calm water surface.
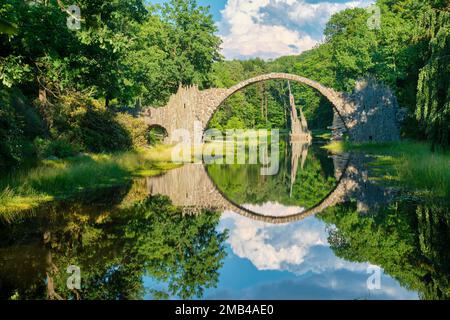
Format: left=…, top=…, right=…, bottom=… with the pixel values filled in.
left=0, top=139, right=448, bottom=300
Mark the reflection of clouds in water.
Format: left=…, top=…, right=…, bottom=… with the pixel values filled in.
left=215, top=210, right=419, bottom=300
left=242, top=201, right=305, bottom=216
left=206, top=268, right=419, bottom=300
left=219, top=210, right=369, bottom=274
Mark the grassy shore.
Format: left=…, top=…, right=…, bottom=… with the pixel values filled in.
left=323, top=140, right=450, bottom=199
left=0, top=145, right=180, bottom=219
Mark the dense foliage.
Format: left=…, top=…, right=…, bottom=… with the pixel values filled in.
left=0, top=0, right=221, bottom=167
left=415, top=8, right=450, bottom=149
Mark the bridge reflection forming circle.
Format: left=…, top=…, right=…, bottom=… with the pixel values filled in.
left=147, top=153, right=353, bottom=224
left=202, top=153, right=352, bottom=224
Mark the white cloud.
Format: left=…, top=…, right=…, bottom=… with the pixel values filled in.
left=219, top=210, right=370, bottom=274
left=276, top=0, right=373, bottom=27
left=221, top=24, right=317, bottom=60
left=218, top=0, right=374, bottom=59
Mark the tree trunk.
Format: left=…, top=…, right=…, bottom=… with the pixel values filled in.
left=43, top=231, right=63, bottom=300
left=105, top=95, right=110, bottom=109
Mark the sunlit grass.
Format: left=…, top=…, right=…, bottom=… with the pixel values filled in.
left=312, top=129, right=332, bottom=140
left=322, top=140, right=450, bottom=198
left=0, top=146, right=180, bottom=218
left=322, top=141, right=345, bottom=153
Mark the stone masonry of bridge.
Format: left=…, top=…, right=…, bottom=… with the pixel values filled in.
left=145, top=153, right=382, bottom=224
left=141, top=73, right=403, bottom=143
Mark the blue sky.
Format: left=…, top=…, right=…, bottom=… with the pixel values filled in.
left=148, top=0, right=374, bottom=60
left=148, top=0, right=227, bottom=20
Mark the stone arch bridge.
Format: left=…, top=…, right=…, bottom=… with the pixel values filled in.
left=146, top=153, right=391, bottom=224
left=141, top=73, right=402, bottom=143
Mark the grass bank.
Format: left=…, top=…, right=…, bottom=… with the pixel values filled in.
left=0, top=145, right=180, bottom=219
left=323, top=140, right=450, bottom=199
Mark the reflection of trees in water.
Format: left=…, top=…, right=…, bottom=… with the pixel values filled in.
left=207, top=142, right=338, bottom=209
left=320, top=199, right=450, bottom=300
left=288, top=145, right=338, bottom=208
left=0, top=191, right=227, bottom=300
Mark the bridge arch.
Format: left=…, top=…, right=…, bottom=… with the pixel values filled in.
left=203, top=73, right=350, bottom=133
left=141, top=73, right=354, bottom=144
left=147, top=124, right=169, bottom=145
left=142, top=72, right=403, bottom=143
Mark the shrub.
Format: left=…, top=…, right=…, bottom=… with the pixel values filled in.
left=225, top=116, right=246, bottom=130
left=0, top=88, right=25, bottom=167
left=34, top=137, right=79, bottom=159
left=74, top=108, right=133, bottom=153
left=115, top=113, right=148, bottom=148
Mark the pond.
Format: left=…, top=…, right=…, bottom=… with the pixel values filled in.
left=0, top=137, right=448, bottom=300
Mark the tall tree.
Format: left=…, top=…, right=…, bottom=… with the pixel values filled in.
left=415, top=8, right=450, bottom=149
left=158, top=0, right=222, bottom=88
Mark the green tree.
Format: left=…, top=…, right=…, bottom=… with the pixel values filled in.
left=324, top=8, right=377, bottom=92
left=415, top=8, right=450, bottom=149
left=160, top=0, right=222, bottom=87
